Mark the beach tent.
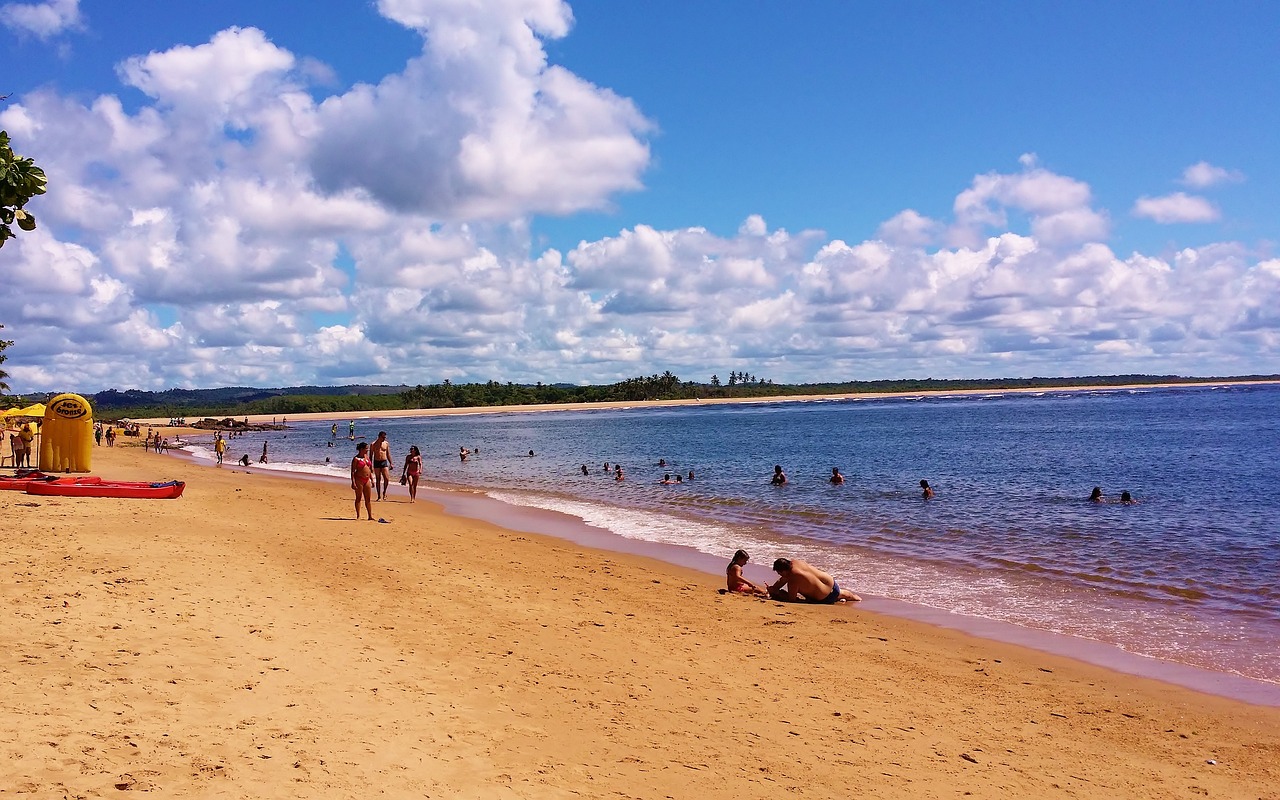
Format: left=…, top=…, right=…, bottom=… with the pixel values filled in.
left=1, top=402, right=46, bottom=420
left=2, top=404, right=45, bottom=468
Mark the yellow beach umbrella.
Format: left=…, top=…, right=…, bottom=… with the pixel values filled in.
left=2, top=402, right=46, bottom=420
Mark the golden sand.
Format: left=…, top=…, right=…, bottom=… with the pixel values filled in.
left=3, top=442, right=1278, bottom=798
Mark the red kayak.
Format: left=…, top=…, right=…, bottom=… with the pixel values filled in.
left=26, top=479, right=185, bottom=499
left=2, top=474, right=102, bottom=491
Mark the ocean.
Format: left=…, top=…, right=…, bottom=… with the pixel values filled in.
left=187, top=383, right=1280, bottom=691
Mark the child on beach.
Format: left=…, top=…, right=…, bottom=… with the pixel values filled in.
left=726, top=550, right=768, bottom=596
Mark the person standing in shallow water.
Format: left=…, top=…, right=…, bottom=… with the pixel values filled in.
left=830, top=467, right=845, bottom=485
left=771, top=465, right=788, bottom=485
left=919, top=479, right=934, bottom=499
left=1090, top=486, right=1104, bottom=503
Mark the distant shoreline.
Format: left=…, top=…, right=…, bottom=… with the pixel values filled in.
left=134, top=377, right=1280, bottom=426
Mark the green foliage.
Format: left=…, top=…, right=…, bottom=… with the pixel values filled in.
left=21, top=373, right=1278, bottom=421
left=0, top=130, right=48, bottom=248
left=0, top=335, right=12, bottom=393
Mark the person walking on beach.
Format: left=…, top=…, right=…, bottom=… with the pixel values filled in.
left=771, top=464, right=788, bottom=485
left=214, top=434, right=226, bottom=466
left=768, top=558, right=862, bottom=603
left=920, top=479, right=934, bottom=499
left=726, top=550, right=769, bottom=596
left=830, top=467, right=845, bottom=485
left=351, top=442, right=374, bottom=520
left=372, top=431, right=392, bottom=500
left=402, top=445, right=422, bottom=503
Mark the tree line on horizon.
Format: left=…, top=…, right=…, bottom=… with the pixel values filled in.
left=4, top=372, right=1276, bottom=421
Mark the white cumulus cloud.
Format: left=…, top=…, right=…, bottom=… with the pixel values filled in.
left=1132, top=192, right=1220, bottom=224
left=1180, top=161, right=1244, bottom=189
left=1, top=0, right=79, bottom=39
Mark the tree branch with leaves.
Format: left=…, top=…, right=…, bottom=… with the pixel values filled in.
left=1, top=129, right=47, bottom=247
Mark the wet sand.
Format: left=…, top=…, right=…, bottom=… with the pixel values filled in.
left=3, top=443, right=1278, bottom=797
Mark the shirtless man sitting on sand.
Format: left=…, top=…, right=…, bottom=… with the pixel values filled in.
left=725, top=550, right=768, bottom=596
left=768, top=558, right=861, bottom=603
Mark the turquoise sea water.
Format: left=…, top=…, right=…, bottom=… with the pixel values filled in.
left=193, top=384, right=1280, bottom=686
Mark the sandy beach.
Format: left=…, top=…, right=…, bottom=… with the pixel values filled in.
left=3, top=442, right=1279, bottom=798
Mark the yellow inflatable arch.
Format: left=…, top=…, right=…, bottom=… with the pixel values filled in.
left=40, top=393, right=94, bottom=473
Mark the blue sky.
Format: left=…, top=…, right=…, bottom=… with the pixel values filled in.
left=2, top=0, right=1278, bottom=392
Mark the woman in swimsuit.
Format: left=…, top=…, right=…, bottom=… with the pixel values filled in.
left=351, top=442, right=374, bottom=520
left=402, top=446, right=422, bottom=503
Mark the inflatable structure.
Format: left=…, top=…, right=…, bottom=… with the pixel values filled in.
left=39, top=393, right=93, bottom=473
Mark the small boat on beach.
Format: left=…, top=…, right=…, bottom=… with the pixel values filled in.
left=1, top=473, right=104, bottom=491
left=26, top=479, right=185, bottom=499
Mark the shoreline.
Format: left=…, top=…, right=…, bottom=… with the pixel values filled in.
left=170, top=441, right=1280, bottom=706
left=5, top=443, right=1278, bottom=796
left=131, top=377, right=1280, bottom=425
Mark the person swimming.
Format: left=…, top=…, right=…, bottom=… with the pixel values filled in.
left=830, top=467, right=844, bottom=485
left=1090, top=486, right=1104, bottom=502
left=771, top=465, right=787, bottom=485
left=920, top=479, right=934, bottom=499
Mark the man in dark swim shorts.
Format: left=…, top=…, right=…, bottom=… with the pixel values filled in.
left=371, top=431, right=393, bottom=500
left=768, top=558, right=861, bottom=603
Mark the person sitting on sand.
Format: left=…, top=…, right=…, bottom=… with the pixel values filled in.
left=830, top=467, right=844, bottom=485
left=351, top=442, right=375, bottom=520
left=1090, top=486, right=1103, bottom=503
left=768, top=558, right=862, bottom=603
left=726, top=550, right=768, bottom=596
left=771, top=464, right=788, bottom=485
left=920, top=479, right=934, bottom=499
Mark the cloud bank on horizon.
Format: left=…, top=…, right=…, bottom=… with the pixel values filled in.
left=1, top=0, right=1277, bottom=393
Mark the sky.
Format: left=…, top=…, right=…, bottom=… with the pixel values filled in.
left=1, top=0, right=1278, bottom=393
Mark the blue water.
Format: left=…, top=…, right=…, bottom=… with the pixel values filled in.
left=200, top=384, right=1280, bottom=683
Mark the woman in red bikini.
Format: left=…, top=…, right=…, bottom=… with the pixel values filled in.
left=350, top=441, right=374, bottom=520
left=402, top=445, right=422, bottom=503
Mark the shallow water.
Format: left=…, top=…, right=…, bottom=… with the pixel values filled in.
left=197, top=384, right=1280, bottom=685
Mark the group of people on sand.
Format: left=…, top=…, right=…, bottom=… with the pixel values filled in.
left=726, top=550, right=862, bottom=604
left=349, top=432, right=425, bottom=520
